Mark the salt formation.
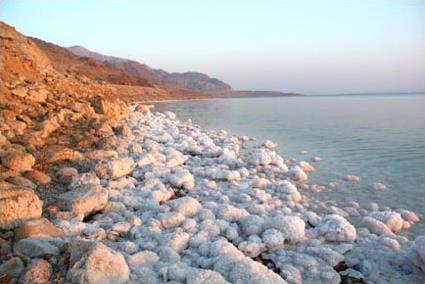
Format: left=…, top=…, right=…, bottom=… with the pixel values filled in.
left=2, top=108, right=424, bottom=283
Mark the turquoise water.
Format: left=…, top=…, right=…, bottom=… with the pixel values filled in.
left=156, top=94, right=425, bottom=235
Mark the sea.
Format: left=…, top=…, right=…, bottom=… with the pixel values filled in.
left=155, top=93, right=425, bottom=236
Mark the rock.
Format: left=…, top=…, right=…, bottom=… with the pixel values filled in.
left=56, top=184, right=108, bottom=218
left=67, top=240, right=130, bottom=284
left=128, top=250, right=159, bottom=268
left=6, top=176, right=37, bottom=189
left=27, top=88, right=48, bottom=103
left=0, top=187, right=42, bottom=229
left=186, top=269, right=229, bottom=284
left=94, top=157, right=134, bottom=180
left=317, top=215, right=357, bottom=242
left=14, top=238, right=59, bottom=257
left=407, top=235, right=425, bottom=273
left=16, top=218, right=63, bottom=240
left=168, top=196, right=202, bottom=217
left=266, top=215, right=305, bottom=243
left=18, top=259, right=52, bottom=284
left=57, top=167, right=78, bottom=184
left=44, top=146, right=84, bottom=163
left=23, top=170, right=51, bottom=185
left=0, top=257, right=25, bottom=277
left=1, top=151, right=35, bottom=172
left=92, top=96, right=127, bottom=118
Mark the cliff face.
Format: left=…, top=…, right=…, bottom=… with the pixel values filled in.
left=68, top=45, right=232, bottom=93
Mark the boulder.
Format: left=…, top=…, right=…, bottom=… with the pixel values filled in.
left=0, top=187, right=42, bottom=229
left=1, top=151, right=35, bottom=172
left=94, top=157, right=134, bottom=180
left=67, top=240, right=130, bottom=284
left=18, top=259, right=52, bottom=284
left=56, top=184, right=108, bottom=218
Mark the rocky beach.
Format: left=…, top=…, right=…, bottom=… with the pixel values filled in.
left=1, top=21, right=425, bottom=284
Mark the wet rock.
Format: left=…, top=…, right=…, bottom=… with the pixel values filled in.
left=0, top=187, right=42, bottom=229
left=14, top=238, right=59, bottom=257
left=0, top=151, right=35, bottom=172
left=67, top=240, right=130, bottom=284
left=56, top=184, right=108, bottom=218
left=18, top=259, right=52, bottom=284
left=16, top=218, right=63, bottom=240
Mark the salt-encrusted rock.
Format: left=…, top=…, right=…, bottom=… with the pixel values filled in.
left=135, top=104, right=151, bottom=114
left=298, top=161, right=315, bottom=173
left=56, top=184, right=108, bottom=218
left=216, top=204, right=249, bottom=222
left=159, top=212, right=186, bottom=229
left=210, top=240, right=287, bottom=284
left=343, top=175, right=361, bottom=182
left=239, top=215, right=265, bottom=236
left=265, top=215, right=305, bottom=243
left=168, top=196, right=202, bottom=217
left=14, top=238, right=59, bottom=257
left=238, top=240, right=265, bottom=258
left=128, top=250, right=159, bottom=269
left=262, top=228, right=285, bottom=250
left=18, top=259, right=52, bottom=284
left=288, top=166, right=308, bottom=182
left=168, top=169, right=195, bottom=190
left=0, top=257, right=25, bottom=277
left=371, top=182, right=387, bottom=191
left=274, top=180, right=302, bottom=202
left=186, top=269, right=229, bottom=284
left=246, top=148, right=286, bottom=169
left=0, top=187, right=42, bottom=229
left=16, top=217, right=63, bottom=240
left=407, top=235, right=425, bottom=273
left=1, top=151, right=35, bottom=172
left=366, top=211, right=404, bottom=233
left=95, top=157, right=134, bottom=180
left=317, top=215, right=356, bottom=242
left=361, top=216, right=394, bottom=236
left=67, top=240, right=130, bottom=284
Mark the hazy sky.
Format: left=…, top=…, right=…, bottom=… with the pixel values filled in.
left=1, top=0, right=424, bottom=94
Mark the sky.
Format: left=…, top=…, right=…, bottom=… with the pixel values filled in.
left=1, top=0, right=424, bottom=94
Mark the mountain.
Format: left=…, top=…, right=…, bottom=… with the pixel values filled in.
left=68, top=45, right=232, bottom=93
left=30, top=38, right=152, bottom=87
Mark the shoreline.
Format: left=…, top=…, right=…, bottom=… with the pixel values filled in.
left=25, top=107, right=425, bottom=282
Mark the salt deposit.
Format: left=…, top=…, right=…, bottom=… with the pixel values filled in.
left=14, top=109, right=423, bottom=283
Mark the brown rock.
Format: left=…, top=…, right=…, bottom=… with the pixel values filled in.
left=0, top=187, right=43, bottom=229
left=11, top=88, right=27, bottom=98
left=1, top=151, right=35, bottom=172
left=23, top=170, right=51, bottom=185
left=27, top=89, right=48, bottom=103
left=135, top=104, right=151, bottom=114
left=16, top=218, right=63, bottom=240
left=43, top=146, right=84, bottom=163
left=18, top=259, right=52, bottom=284
left=92, top=96, right=127, bottom=118
left=6, top=176, right=37, bottom=189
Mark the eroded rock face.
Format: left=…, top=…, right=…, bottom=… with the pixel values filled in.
left=0, top=187, right=42, bottom=229
left=67, top=241, right=130, bottom=284
left=56, top=184, right=108, bottom=218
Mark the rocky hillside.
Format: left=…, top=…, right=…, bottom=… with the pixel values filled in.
left=68, top=45, right=232, bottom=92
left=30, top=38, right=152, bottom=87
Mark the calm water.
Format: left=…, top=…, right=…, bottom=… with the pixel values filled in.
left=156, top=94, right=425, bottom=235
